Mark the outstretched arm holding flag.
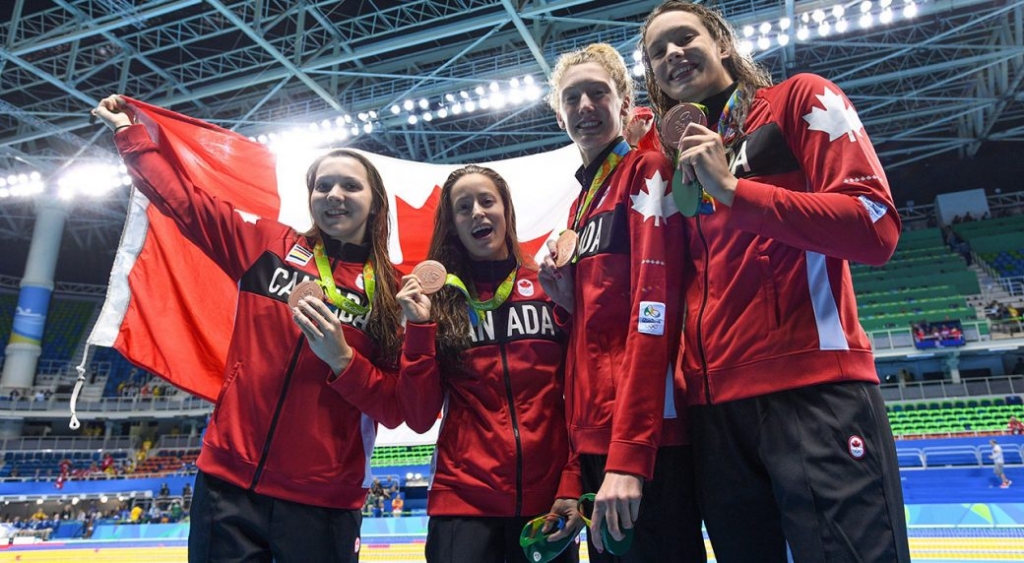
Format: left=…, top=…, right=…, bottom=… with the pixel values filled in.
left=91, top=95, right=405, bottom=562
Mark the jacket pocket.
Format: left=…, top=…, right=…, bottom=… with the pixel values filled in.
left=212, top=361, right=242, bottom=425
left=756, top=255, right=781, bottom=331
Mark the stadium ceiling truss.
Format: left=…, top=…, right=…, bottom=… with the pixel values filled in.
left=0, top=0, right=1021, bottom=253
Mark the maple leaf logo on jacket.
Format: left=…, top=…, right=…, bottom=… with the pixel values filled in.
left=630, top=169, right=679, bottom=226
left=802, top=86, right=864, bottom=142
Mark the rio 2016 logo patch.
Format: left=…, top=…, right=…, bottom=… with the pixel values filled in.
left=848, top=435, right=866, bottom=460
left=637, top=301, right=665, bottom=336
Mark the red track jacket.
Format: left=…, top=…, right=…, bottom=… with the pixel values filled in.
left=398, top=265, right=581, bottom=517
left=681, top=74, right=901, bottom=405
left=116, top=125, right=402, bottom=509
left=561, top=140, right=688, bottom=481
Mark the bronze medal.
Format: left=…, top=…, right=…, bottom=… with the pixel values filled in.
left=554, top=230, right=578, bottom=268
left=412, top=260, right=448, bottom=295
left=659, top=102, right=708, bottom=148
left=288, top=280, right=325, bottom=309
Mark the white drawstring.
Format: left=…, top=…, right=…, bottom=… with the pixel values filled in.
left=69, top=343, right=92, bottom=429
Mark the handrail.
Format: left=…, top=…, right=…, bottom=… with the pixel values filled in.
left=0, top=436, right=136, bottom=451
left=880, top=374, right=1024, bottom=402
left=867, top=319, right=992, bottom=353
left=896, top=443, right=1023, bottom=468
left=0, top=395, right=212, bottom=418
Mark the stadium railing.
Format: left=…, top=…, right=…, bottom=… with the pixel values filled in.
left=880, top=375, right=1024, bottom=402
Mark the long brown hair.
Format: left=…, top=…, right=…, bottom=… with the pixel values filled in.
left=639, top=1, right=773, bottom=148
left=302, top=149, right=401, bottom=368
left=427, top=165, right=526, bottom=375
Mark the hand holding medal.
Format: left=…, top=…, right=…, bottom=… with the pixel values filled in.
left=553, top=230, right=578, bottom=268
left=411, top=260, right=448, bottom=295
left=659, top=102, right=712, bottom=217
left=289, top=280, right=354, bottom=374
left=397, top=260, right=449, bottom=323
left=287, top=280, right=326, bottom=309
left=538, top=230, right=577, bottom=314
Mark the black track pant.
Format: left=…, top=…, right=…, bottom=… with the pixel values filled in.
left=426, top=514, right=580, bottom=563
left=188, top=471, right=362, bottom=563
left=690, top=381, right=911, bottom=563
left=579, top=445, right=707, bottom=563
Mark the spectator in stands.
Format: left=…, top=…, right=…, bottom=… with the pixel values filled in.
left=368, top=478, right=389, bottom=502
left=95, top=95, right=405, bottom=563
left=1009, top=415, right=1024, bottom=435
left=59, top=459, right=72, bottom=479
left=390, top=494, right=404, bottom=517
left=362, top=494, right=377, bottom=517
left=957, top=240, right=973, bottom=266
left=101, top=453, right=115, bottom=474
left=943, top=226, right=960, bottom=249
left=170, top=501, right=185, bottom=523
left=397, top=165, right=582, bottom=563
left=129, top=502, right=143, bottom=524
left=639, top=2, right=908, bottom=562
left=990, top=440, right=1012, bottom=488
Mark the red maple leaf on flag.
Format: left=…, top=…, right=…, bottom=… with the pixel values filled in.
left=393, top=184, right=551, bottom=273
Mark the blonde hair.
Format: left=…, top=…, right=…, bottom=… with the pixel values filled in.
left=548, top=43, right=634, bottom=130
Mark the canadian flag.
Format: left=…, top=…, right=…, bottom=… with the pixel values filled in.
left=86, top=98, right=581, bottom=402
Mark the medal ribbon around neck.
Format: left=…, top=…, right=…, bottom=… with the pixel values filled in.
left=572, top=140, right=632, bottom=231
left=312, top=240, right=375, bottom=316
left=678, top=89, right=742, bottom=216
left=442, top=267, right=518, bottom=327
left=716, top=88, right=742, bottom=149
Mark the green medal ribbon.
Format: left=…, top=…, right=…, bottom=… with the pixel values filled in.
left=571, top=140, right=632, bottom=231
left=673, top=89, right=742, bottom=216
left=312, top=240, right=375, bottom=316
left=443, top=267, right=518, bottom=327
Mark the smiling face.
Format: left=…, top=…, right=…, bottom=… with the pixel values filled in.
left=308, top=155, right=374, bottom=244
left=450, top=173, right=509, bottom=262
left=555, top=61, right=630, bottom=166
left=644, top=9, right=734, bottom=104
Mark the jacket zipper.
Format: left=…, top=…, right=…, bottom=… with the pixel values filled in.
left=252, top=254, right=337, bottom=490
left=250, top=337, right=303, bottom=490
left=500, top=342, right=524, bottom=517
left=695, top=213, right=713, bottom=404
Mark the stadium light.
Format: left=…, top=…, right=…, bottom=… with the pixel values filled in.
left=713, top=0, right=922, bottom=52
left=244, top=73, right=547, bottom=152
left=0, top=170, right=45, bottom=199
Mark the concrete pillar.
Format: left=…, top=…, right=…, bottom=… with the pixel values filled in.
left=0, top=418, right=25, bottom=441
left=1, top=198, right=67, bottom=389
left=945, top=355, right=962, bottom=384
